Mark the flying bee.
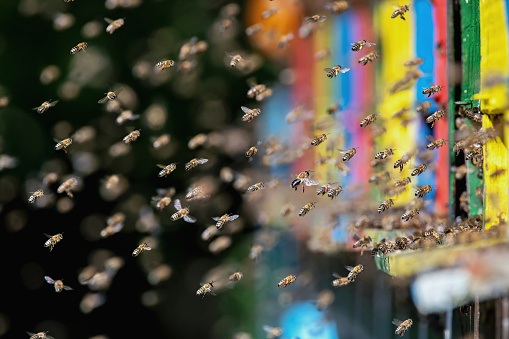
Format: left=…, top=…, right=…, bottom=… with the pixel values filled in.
left=393, top=318, right=413, bottom=337
left=346, top=264, right=363, bottom=281
left=416, top=102, right=432, bottom=115
left=123, top=130, right=141, bottom=144
left=325, top=1, right=349, bottom=15
left=337, top=147, right=358, bottom=161
left=277, top=275, right=297, bottom=288
left=404, top=58, right=424, bottom=66
left=415, top=185, right=432, bottom=198
left=245, top=140, right=262, bottom=161
left=57, top=177, right=78, bottom=198
left=155, top=60, right=175, bottom=70
left=263, top=326, right=283, bottom=339
left=375, top=148, right=395, bottom=160
left=324, top=65, right=350, bottom=78
left=326, top=103, right=340, bottom=115
left=229, top=271, right=243, bottom=282
left=246, top=78, right=268, bottom=99
left=249, top=244, right=264, bottom=260
left=196, top=281, right=215, bottom=298
left=393, top=150, right=417, bottom=172
left=152, top=134, right=171, bottom=149
left=353, top=235, right=372, bottom=255
left=311, top=133, right=329, bottom=146
left=401, top=209, right=419, bottom=222
left=28, top=189, right=45, bottom=203
left=157, top=163, right=177, bottom=177
left=305, top=15, right=327, bottom=23
left=27, top=332, right=54, bottom=339
left=314, top=290, right=335, bottom=311
left=369, top=171, right=390, bottom=184
left=104, top=17, right=124, bottom=34
left=378, top=198, right=394, bottom=213
left=153, top=196, right=172, bottom=210
left=394, top=177, right=411, bottom=187
left=277, top=32, right=294, bottom=48
left=426, top=110, right=446, bottom=128
left=240, top=106, right=261, bottom=122
left=44, top=233, right=63, bottom=252
left=116, top=110, right=140, bottom=125
left=228, top=53, right=243, bottom=67
left=247, top=182, right=265, bottom=192
left=358, top=52, right=379, bottom=65
left=70, top=42, right=87, bottom=54
left=291, top=170, right=319, bottom=192
left=33, top=100, right=58, bottom=114
left=327, top=185, right=343, bottom=199
left=316, top=182, right=337, bottom=196
left=315, top=49, right=331, bottom=61
left=280, top=203, right=294, bottom=217
left=98, top=88, right=123, bottom=104
left=391, top=5, right=410, bottom=20
left=299, top=202, right=317, bottom=216
left=245, top=23, right=262, bottom=36
left=44, top=276, right=73, bottom=292
left=426, top=137, right=447, bottom=150
left=422, top=84, right=442, bottom=97
left=132, top=242, right=151, bottom=257
left=351, top=39, right=376, bottom=52
left=55, top=137, right=72, bottom=153
left=261, top=6, right=278, bottom=19
left=331, top=273, right=350, bottom=287
left=212, top=213, right=240, bottom=230
left=185, top=158, right=208, bottom=171
left=171, top=199, right=197, bottom=223
left=411, top=164, right=427, bottom=176
left=360, top=112, right=380, bottom=127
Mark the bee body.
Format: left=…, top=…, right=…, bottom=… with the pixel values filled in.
left=263, top=326, right=283, bottom=338
left=98, top=88, right=123, bottom=104
left=157, top=163, right=177, bottom=177
left=311, top=133, right=328, bottom=146
left=155, top=60, right=175, bottom=70
left=346, top=264, right=363, bottom=281
left=27, top=332, right=53, bottom=339
left=171, top=199, right=197, bottom=223
left=360, top=113, right=379, bottom=127
left=44, top=276, right=73, bottom=292
left=229, top=54, right=242, bottom=67
left=277, top=274, right=297, bottom=288
left=404, top=58, right=424, bottom=66
left=393, top=318, right=413, bottom=337
left=240, top=106, right=261, bottom=122
left=427, top=138, right=446, bottom=150
left=426, top=110, right=446, bottom=128
left=415, top=185, right=432, bottom=198
left=325, top=1, right=349, bottom=15
left=196, top=281, right=215, bottom=297
left=132, top=242, right=151, bottom=257
left=351, top=39, right=376, bottom=52
left=338, top=147, right=357, bottom=161
left=212, top=213, right=239, bottom=230
left=391, top=5, right=410, bottom=20
left=394, top=177, right=411, bottom=187
left=123, top=130, right=141, bottom=144
left=324, top=65, right=350, bottom=78
left=229, top=272, right=243, bottom=282
left=291, top=170, right=319, bottom=192
left=55, top=138, right=72, bottom=153
left=331, top=276, right=350, bottom=287
left=327, top=185, right=343, bottom=199
left=277, top=33, right=294, bottom=48
left=305, top=15, right=327, bottom=23
left=401, top=209, right=419, bottom=222
left=299, top=202, right=317, bottom=216
left=245, top=23, right=262, bottom=36
left=33, top=100, right=58, bottom=114
left=185, top=158, right=208, bottom=171
left=316, top=182, right=337, bottom=196
left=57, top=177, right=78, bottom=198
left=422, top=85, right=442, bottom=97
left=411, top=164, right=427, bottom=176
left=247, top=182, right=265, bottom=192
left=378, top=199, right=394, bottom=213
left=28, top=189, right=45, bottom=203
left=375, top=148, right=395, bottom=160
left=154, top=196, right=171, bottom=210
left=44, top=233, right=63, bottom=251
left=70, top=42, right=87, bottom=55
left=104, top=17, right=124, bottom=34
left=358, top=52, right=379, bottom=66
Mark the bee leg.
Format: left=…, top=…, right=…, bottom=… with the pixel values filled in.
left=428, top=93, right=431, bottom=97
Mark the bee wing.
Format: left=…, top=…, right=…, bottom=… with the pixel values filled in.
left=426, top=135, right=436, bottom=142
left=145, top=246, right=152, bottom=251
left=197, top=158, right=209, bottom=164
left=43, top=233, right=53, bottom=238
left=339, top=68, right=350, bottom=73
left=304, top=17, right=315, bottom=23
left=228, top=214, right=240, bottom=221
left=104, top=17, right=114, bottom=24
left=114, top=88, right=124, bottom=95
left=392, top=319, right=404, bottom=326
left=366, top=42, right=376, bottom=47
left=323, top=68, right=333, bottom=73
left=318, top=15, right=327, bottom=22
left=240, top=106, right=251, bottom=113
left=98, top=96, right=109, bottom=104
left=174, top=198, right=182, bottom=210
left=332, top=272, right=342, bottom=278
left=212, top=217, right=221, bottom=221
left=156, top=164, right=167, bottom=169
left=184, top=215, right=197, bottom=223
left=263, top=325, right=275, bottom=333
left=345, top=265, right=355, bottom=272
left=44, top=276, right=55, bottom=284
left=304, top=179, right=320, bottom=186
left=62, top=285, right=73, bottom=290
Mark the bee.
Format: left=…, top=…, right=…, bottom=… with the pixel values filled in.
left=360, top=112, right=379, bottom=127
left=285, top=105, right=313, bottom=123
left=327, top=185, right=343, bottom=199
left=116, top=110, right=140, bottom=125
left=155, top=60, right=175, bottom=70
left=311, top=133, right=329, bottom=146
left=316, top=182, right=337, bottom=196
left=27, top=332, right=54, bottom=339
left=422, top=84, right=442, bottom=97
left=153, top=196, right=172, bottom=210
left=315, top=49, right=331, bottom=61
left=123, top=130, right=140, bottom=144
left=305, top=15, right=327, bottom=23
left=280, top=203, right=294, bottom=217
left=152, top=134, right=171, bottom=149
left=411, top=164, right=427, bottom=176
left=314, top=290, right=335, bottom=311
left=171, top=199, right=197, bottom=223
left=185, top=186, right=210, bottom=201
left=358, top=52, right=379, bottom=66
left=263, top=326, right=283, bottom=339
left=369, top=171, right=390, bottom=184
left=57, top=177, right=78, bottom=197
left=324, top=65, right=350, bottom=78
left=132, top=242, right=151, bottom=257
left=326, top=103, right=340, bottom=115
left=291, top=170, right=319, bottom=192
left=240, top=106, right=261, bottom=122
left=404, top=58, right=424, bottom=66
left=426, top=110, right=446, bottom=128
left=394, top=177, right=411, bottom=187
left=378, top=198, right=394, bottom=213
left=416, top=102, right=432, bottom=115
left=201, top=225, right=219, bottom=241
left=98, top=88, right=123, bottom=104
left=245, top=23, right=262, bottom=36
left=393, top=318, right=413, bottom=337
left=246, top=78, right=268, bottom=99
left=277, top=274, right=297, bottom=288
left=261, top=6, right=279, bottom=19
left=249, top=244, right=264, bottom=260
left=212, top=213, right=240, bottom=230
left=157, top=163, right=177, bottom=177
left=247, top=182, right=265, bottom=192
left=100, top=213, right=125, bottom=238
left=401, top=209, right=419, bottom=222
left=351, top=40, right=376, bottom=52
left=465, top=144, right=483, bottom=161
left=55, top=138, right=72, bottom=153
left=393, top=150, right=417, bottom=171
left=196, top=281, right=215, bottom=298
left=346, top=264, right=363, bottom=281
left=228, top=53, right=243, bottom=67
left=44, top=233, right=63, bottom=251
left=229, top=272, right=243, bottom=282
left=187, top=134, right=208, bottom=150
left=245, top=141, right=262, bottom=161
left=415, top=185, right=432, bottom=198
left=70, top=42, right=87, bottom=55
left=426, top=138, right=447, bottom=150
left=375, top=148, right=395, bottom=160
left=391, top=5, right=410, bottom=20
left=104, top=17, right=124, bottom=34
left=44, top=276, right=73, bottom=292
left=28, top=189, right=45, bottom=203
left=299, top=202, right=317, bottom=216
left=184, top=158, right=208, bottom=171
left=33, top=100, right=58, bottom=114
left=325, top=1, right=349, bottom=15
left=277, top=32, right=294, bottom=48
left=353, top=235, right=372, bottom=255
left=331, top=273, right=351, bottom=287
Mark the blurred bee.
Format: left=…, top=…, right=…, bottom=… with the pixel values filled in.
left=263, top=326, right=283, bottom=339
left=218, top=18, right=234, bottom=33
left=404, top=58, right=424, bottom=66
left=416, top=102, right=432, bottom=115
left=351, top=39, right=376, bottom=51
left=228, top=53, right=243, bottom=67
left=315, top=49, right=331, bottom=61
left=353, top=235, right=372, bottom=255
left=346, top=265, right=363, bottom=281
left=291, top=170, right=319, bottom=192
left=152, top=134, right=171, bottom=149
left=212, top=213, right=240, bottom=230
left=201, top=225, right=219, bottom=241
left=451, top=164, right=472, bottom=180
left=326, top=103, right=340, bottom=115
left=44, top=276, right=73, bottom=292
left=311, top=133, right=329, bottom=146
left=391, top=5, right=410, bottom=20
left=393, top=150, right=417, bottom=172
left=100, top=213, right=125, bottom=238
left=426, top=137, right=446, bottom=150
left=285, top=105, right=313, bottom=123
left=98, top=89, right=123, bottom=104
left=314, top=290, right=335, bottom=311
left=116, top=110, right=140, bottom=125
left=241, top=106, right=261, bottom=122
left=44, top=233, right=63, bottom=252
left=277, top=275, right=297, bottom=288
left=246, top=78, right=267, bottom=99
left=33, top=100, right=58, bottom=114
left=229, top=272, right=243, bottom=282
left=157, top=163, right=177, bottom=177
left=358, top=52, right=379, bottom=65
left=375, top=148, right=395, bottom=160
left=27, top=332, right=54, bottom=339
left=327, top=185, right=343, bottom=199
left=369, top=171, right=390, bottom=184
left=249, top=244, right=264, bottom=260
left=247, top=182, right=265, bottom=192
left=185, top=158, right=208, bottom=171
left=411, top=164, right=427, bottom=176
left=187, top=133, right=208, bottom=150
left=299, top=202, right=317, bottom=216
left=153, top=196, right=172, bottom=210
left=245, top=141, right=262, bottom=161
left=245, top=23, right=262, bottom=36
left=394, top=177, right=411, bottom=187
left=171, top=199, right=197, bottom=223
left=324, top=65, right=350, bottom=78
left=415, top=185, right=432, bottom=198
left=177, top=60, right=197, bottom=73
left=360, top=112, right=379, bottom=127
left=393, top=318, right=413, bottom=337
left=155, top=60, right=175, bottom=70
left=401, top=209, right=419, bottom=222
left=132, top=242, right=151, bottom=257
left=123, top=130, right=141, bottom=144
left=465, top=144, right=483, bottom=161
left=196, top=281, right=215, bottom=298
left=43, top=172, right=59, bottom=186
left=179, top=37, right=197, bottom=60
left=55, top=138, right=72, bottom=153
left=280, top=203, right=294, bottom=217
left=28, top=189, right=45, bottom=203
left=378, top=198, right=394, bottom=213
left=277, top=33, right=294, bottom=48
left=305, top=15, right=327, bottom=23
left=490, top=168, right=507, bottom=178
left=104, top=17, right=124, bottom=34
left=422, top=84, right=442, bottom=97
left=325, top=1, right=349, bottom=15
left=70, top=42, right=87, bottom=55
left=426, top=110, right=446, bottom=128
left=261, top=6, right=279, bottom=19
left=185, top=186, right=210, bottom=201
left=316, top=182, right=337, bottom=196
left=57, top=177, right=78, bottom=198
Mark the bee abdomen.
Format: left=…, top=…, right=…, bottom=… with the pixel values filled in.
left=291, top=179, right=301, bottom=190
left=171, top=212, right=181, bottom=220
